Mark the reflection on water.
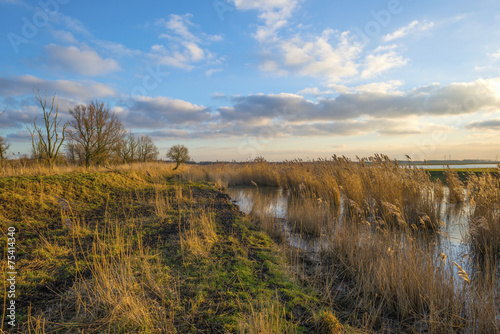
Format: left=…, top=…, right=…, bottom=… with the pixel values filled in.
left=441, top=204, right=468, bottom=243
left=226, top=186, right=325, bottom=254
left=227, top=186, right=470, bottom=245
left=227, top=186, right=472, bottom=265
left=227, top=186, right=288, bottom=219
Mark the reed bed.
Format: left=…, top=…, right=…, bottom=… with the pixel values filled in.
left=183, top=156, right=500, bottom=332
left=466, top=171, right=500, bottom=262
left=318, top=218, right=499, bottom=333
left=185, top=155, right=444, bottom=232
left=445, top=168, right=465, bottom=204
left=287, top=196, right=335, bottom=237
left=181, top=160, right=280, bottom=189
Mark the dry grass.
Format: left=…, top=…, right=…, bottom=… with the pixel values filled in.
left=287, top=197, right=335, bottom=237
left=180, top=210, right=218, bottom=259
left=444, top=168, right=465, bottom=204
left=3, top=163, right=318, bottom=333
left=237, top=300, right=297, bottom=334
left=182, top=161, right=280, bottom=188
left=67, top=222, right=178, bottom=333
left=0, top=160, right=181, bottom=178
left=22, top=219, right=179, bottom=333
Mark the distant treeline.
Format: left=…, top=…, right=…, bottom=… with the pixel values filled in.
left=0, top=89, right=160, bottom=168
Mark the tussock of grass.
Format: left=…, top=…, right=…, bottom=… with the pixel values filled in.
left=180, top=210, right=218, bottom=259
left=314, top=310, right=344, bottom=334
left=237, top=299, right=298, bottom=334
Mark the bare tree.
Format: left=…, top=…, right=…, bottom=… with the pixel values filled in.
left=116, top=132, right=140, bottom=163
left=30, top=139, right=46, bottom=161
left=68, top=101, right=125, bottom=168
left=0, top=136, right=9, bottom=164
left=0, top=108, right=9, bottom=166
left=65, top=139, right=85, bottom=165
left=25, top=89, right=67, bottom=168
left=166, top=144, right=190, bottom=170
left=137, top=135, right=159, bottom=162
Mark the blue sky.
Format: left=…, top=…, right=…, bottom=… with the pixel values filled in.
left=1, top=0, right=500, bottom=161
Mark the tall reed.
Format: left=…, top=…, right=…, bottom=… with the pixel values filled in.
left=466, top=171, right=500, bottom=262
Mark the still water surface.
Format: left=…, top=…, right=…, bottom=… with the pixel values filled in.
left=227, top=186, right=471, bottom=263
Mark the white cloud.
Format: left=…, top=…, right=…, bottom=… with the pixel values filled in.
left=217, top=78, right=500, bottom=125
left=262, top=30, right=362, bottom=81
left=490, top=50, right=500, bottom=60
left=355, top=80, right=404, bottom=94
left=153, top=14, right=223, bottom=70
left=373, top=44, right=398, bottom=53
left=51, top=13, right=91, bottom=37
left=383, top=20, right=435, bottom=42
left=118, top=95, right=212, bottom=129
left=212, top=92, right=227, bottom=99
left=49, top=29, right=78, bottom=44
left=233, top=0, right=412, bottom=82
left=297, top=87, right=333, bottom=96
left=206, top=68, right=222, bottom=76
left=327, top=84, right=351, bottom=94
left=232, top=0, right=298, bottom=42
left=0, top=76, right=117, bottom=129
left=361, top=51, right=407, bottom=78
left=163, top=13, right=199, bottom=42
left=0, top=75, right=116, bottom=101
left=95, top=40, right=143, bottom=58
left=259, top=59, right=288, bottom=76
left=45, top=44, right=121, bottom=76
left=183, top=41, right=205, bottom=61
left=231, top=0, right=296, bottom=11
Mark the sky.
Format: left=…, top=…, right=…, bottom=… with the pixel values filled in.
left=1, top=0, right=500, bottom=162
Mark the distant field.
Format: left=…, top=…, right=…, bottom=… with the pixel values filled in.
left=424, top=167, right=497, bottom=183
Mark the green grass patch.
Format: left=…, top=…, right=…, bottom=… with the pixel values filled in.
left=0, top=169, right=344, bottom=333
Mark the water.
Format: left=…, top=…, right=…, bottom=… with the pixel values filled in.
left=227, top=186, right=325, bottom=254
left=226, top=186, right=471, bottom=263
left=228, top=186, right=287, bottom=219
left=228, top=186, right=469, bottom=242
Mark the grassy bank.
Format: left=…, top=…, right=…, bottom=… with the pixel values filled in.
left=0, top=164, right=346, bottom=333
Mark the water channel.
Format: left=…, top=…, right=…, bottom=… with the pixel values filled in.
left=227, top=186, right=471, bottom=267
